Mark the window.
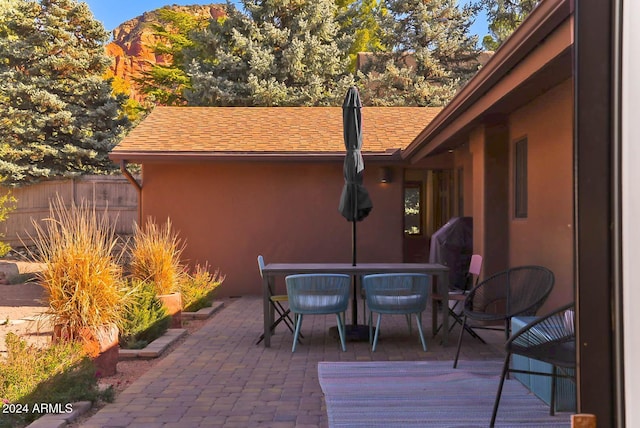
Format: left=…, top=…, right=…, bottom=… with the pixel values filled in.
left=404, top=182, right=422, bottom=235
left=432, top=170, right=453, bottom=230
left=514, top=138, right=528, bottom=218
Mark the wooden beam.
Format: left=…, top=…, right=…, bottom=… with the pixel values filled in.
left=572, top=413, right=597, bottom=428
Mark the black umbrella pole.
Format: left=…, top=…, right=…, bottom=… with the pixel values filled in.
left=349, top=220, right=370, bottom=340
left=352, top=220, right=357, bottom=324
left=352, top=220, right=357, bottom=267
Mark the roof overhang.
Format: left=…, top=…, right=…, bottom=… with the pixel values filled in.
left=402, top=0, right=573, bottom=162
left=109, top=149, right=404, bottom=164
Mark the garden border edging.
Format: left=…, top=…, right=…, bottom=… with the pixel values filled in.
left=118, top=301, right=224, bottom=359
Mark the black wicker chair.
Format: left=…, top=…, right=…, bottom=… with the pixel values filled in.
left=453, top=265, right=555, bottom=368
left=490, top=302, right=576, bottom=427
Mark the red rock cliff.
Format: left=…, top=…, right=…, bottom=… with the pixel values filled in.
left=106, top=4, right=225, bottom=103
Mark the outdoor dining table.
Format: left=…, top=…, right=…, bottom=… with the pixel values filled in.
left=261, top=262, right=451, bottom=348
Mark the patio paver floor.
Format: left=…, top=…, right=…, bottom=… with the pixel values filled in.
left=80, top=296, right=509, bottom=427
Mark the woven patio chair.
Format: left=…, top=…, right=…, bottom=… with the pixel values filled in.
left=453, top=265, right=555, bottom=368
left=362, top=273, right=431, bottom=352
left=490, top=302, right=575, bottom=427
left=255, top=255, right=298, bottom=345
left=285, top=273, right=351, bottom=352
left=433, top=254, right=483, bottom=340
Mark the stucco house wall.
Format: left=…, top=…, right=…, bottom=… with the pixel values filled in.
left=508, top=78, right=574, bottom=305
left=111, top=106, right=438, bottom=297
left=450, top=79, right=574, bottom=310
left=404, top=0, right=574, bottom=311
left=141, top=161, right=403, bottom=296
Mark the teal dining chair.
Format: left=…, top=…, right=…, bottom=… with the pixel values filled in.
left=285, top=273, right=351, bottom=352
left=362, top=273, right=431, bottom=352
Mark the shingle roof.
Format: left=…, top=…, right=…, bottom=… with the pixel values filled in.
left=110, top=106, right=441, bottom=161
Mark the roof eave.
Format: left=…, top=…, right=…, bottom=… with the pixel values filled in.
left=109, top=149, right=404, bottom=164
left=402, top=0, right=573, bottom=161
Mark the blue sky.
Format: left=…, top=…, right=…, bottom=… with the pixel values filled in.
left=83, top=1, right=489, bottom=39
left=82, top=1, right=230, bottom=31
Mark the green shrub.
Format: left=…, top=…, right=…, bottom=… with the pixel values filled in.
left=0, top=333, right=112, bottom=427
left=119, top=280, right=170, bottom=349
left=180, top=264, right=225, bottom=312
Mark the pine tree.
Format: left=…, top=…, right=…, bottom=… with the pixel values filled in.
left=481, top=0, right=539, bottom=50
left=335, top=0, right=385, bottom=72
left=0, top=177, right=16, bottom=256
left=136, top=7, right=211, bottom=106
left=104, top=70, right=147, bottom=123
left=185, top=0, right=354, bottom=106
left=0, top=0, right=130, bottom=186
left=358, top=0, right=481, bottom=106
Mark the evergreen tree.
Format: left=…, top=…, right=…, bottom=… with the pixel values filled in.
left=358, top=0, right=481, bottom=106
left=137, top=7, right=211, bottom=105
left=185, top=0, right=354, bottom=106
left=335, top=0, right=385, bottom=72
left=0, top=177, right=16, bottom=256
left=481, top=0, right=539, bottom=50
left=0, top=0, right=130, bottom=186
left=104, top=70, right=148, bottom=123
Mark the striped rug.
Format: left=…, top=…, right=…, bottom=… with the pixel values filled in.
left=318, top=360, right=571, bottom=427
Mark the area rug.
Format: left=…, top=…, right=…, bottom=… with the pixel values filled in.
left=318, top=360, right=571, bottom=427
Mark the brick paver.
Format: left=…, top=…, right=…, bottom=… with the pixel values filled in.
left=80, top=296, right=505, bottom=427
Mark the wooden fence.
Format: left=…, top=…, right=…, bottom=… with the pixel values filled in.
left=0, top=175, right=139, bottom=248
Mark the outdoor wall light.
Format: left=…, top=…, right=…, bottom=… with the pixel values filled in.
left=378, top=167, right=392, bottom=183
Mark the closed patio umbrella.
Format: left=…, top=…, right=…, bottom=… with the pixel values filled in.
left=338, top=86, right=372, bottom=336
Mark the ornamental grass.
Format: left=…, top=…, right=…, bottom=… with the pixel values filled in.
left=29, top=196, right=128, bottom=336
left=129, top=218, right=185, bottom=296
left=180, top=263, right=225, bottom=312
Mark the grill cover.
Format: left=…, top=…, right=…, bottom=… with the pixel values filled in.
left=428, top=217, right=473, bottom=290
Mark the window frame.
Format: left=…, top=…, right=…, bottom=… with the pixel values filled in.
left=403, top=181, right=423, bottom=236
left=514, top=137, right=528, bottom=219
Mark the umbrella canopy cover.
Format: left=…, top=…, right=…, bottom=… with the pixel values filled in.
left=339, top=86, right=373, bottom=222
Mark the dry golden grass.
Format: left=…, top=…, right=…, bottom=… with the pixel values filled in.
left=29, top=196, right=128, bottom=336
left=180, top=263, right=224, bottom=312
left=129, top=218, right=185, bottom=296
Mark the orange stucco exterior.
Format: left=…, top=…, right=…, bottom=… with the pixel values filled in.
left=140, top=162, right=403, bottom=296
left=508, top=79, right=574, bottom=305
left=447, top=82, right=574, bottom=311
left=405, top=1, right=575, bottom=311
